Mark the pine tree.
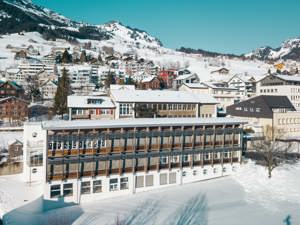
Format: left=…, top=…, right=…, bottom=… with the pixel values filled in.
left=54, top=68, right=71, bottom=118
left=80, top=50, right=87, bottom=63
left=104, top=71, right=115, bottom=88
left=61, top=49, right=72, bottom=64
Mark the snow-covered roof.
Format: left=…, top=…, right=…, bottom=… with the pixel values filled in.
left=41, top=117, right=247, bottom=130
left=201, top=82, right=238, bottom=90
left=180, top=83, right=207, bottom=89
left=110, top=84, right=136, bottom=90
left=110, top=89, right=218, bottom=104
left=141, top=75, right=157, bottom=83
left=274, top=74, right=300, bottom=82
left=67, top=95, right=115, bottom=108
left=175, top=73, right=198, bottom=81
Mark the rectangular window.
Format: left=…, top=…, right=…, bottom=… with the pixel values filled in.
left=50, top=184, right=61, bottom=198
left=145, top=175, right=154, bottom=187
left=169, top=172, right=176, bottom=184
left=81, top=181, right=91, bottom=195
left=160, top=173, right=168, bottom=185
left=109, top=178, right=118, bottom=191
left=63, top=183, right=73, bottom=197
left=93, top=180, right=102, bottom=193
left=136, top=176, right=144, bottom=188
left=120, top=177, right=129, bottom=190
left=160, top=156, right=168, bottom=164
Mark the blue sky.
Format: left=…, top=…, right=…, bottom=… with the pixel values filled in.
left=33, top=0, right=300, bottom=54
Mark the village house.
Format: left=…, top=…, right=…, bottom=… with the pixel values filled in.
left=40, top=80, right=58, bottom=100
left=140, top=75, right=161, bottom=90
left=8, top=139, right=23, bottom=162
left=227, top=95, right=300, bottom=137
left=68, top=95, right=116, bottom=120
left=174, top=73, right=199, bottom=89
left=0, top=80, right=24, bottom=98
left=227, top=74, right=257, bottom=98
left=0, top=96, right=29, bottom=124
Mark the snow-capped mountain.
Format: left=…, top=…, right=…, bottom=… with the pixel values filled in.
left=0, top=0, right=162, bottom=48
left=246, top=38, right=300, bottom=61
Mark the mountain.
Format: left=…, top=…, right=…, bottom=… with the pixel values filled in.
left=0, top=0, right=162, bottom=47
left=246, top=38, right=300, bottom=61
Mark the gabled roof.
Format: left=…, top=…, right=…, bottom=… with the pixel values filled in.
left=0, top=96, right=29, bottom=104
left=141, top=75, right=158, bottom=83
left=260, top=95, right=295, bottom=110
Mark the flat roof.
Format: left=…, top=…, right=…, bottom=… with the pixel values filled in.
left=41, top=117, right=247, bottom=130
left=110, top=90, right=218, bottom=104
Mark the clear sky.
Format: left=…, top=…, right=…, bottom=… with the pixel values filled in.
left=33, top=0, right=300, bottom=54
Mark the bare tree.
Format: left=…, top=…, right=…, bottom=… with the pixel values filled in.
left=253, top=125, right=293, bottom=178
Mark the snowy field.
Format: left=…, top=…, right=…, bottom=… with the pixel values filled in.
left=1, top=161, right=300, bottom=225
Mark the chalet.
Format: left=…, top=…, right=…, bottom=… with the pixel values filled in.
left=227, top=74, right=257, bottom=98
left=8, top=139, right=23, bottom=162
left=140, top=76, right=161, bottom=90
left=0, top=80, right=24, bottom=98
left=0, top=96, right=29, bottom=124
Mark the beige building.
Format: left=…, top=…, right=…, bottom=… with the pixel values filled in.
left=256, top=74, right=300, bottom=110
left=227, top=95, right=300, bottom=137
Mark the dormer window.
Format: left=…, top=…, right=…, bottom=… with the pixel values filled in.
left=87, top=99, right=104, bottom=105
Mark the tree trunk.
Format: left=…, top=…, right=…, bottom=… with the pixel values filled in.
left=268, top=166, right=272, bottom=178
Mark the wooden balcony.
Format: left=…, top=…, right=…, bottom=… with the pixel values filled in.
left=149, top=165, right=157, bottom=171
left=203, top=160, right=211, bottom=165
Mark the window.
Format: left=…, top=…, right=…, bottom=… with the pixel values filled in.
left=93, top=180, right=102, bottom=193
left=120, top=103, right=133, bottom=115
left=145, top=175, right=154, bottom=187
left=63, top=183, right=73, bottom=197
left=136, top=176, right=144, bottom=188
left=213, top=168, right=218, bottom=173
left=170, top=156, right=178, bottom=163
left=110, top=178, right=119, bottom=191
left=203, top=169, right=207, bottom=175
left=81, top=181, right=91, bottom=194
left=160, top=173, right=168, bottom=185
left=169, top=172, right=176, bottom=184
left=50, top=184, right=61, bottom=198
left=183, top=155, right=189, bottom=162
left=120, top=177, right=129, bottom=190
left=223, top=167, right=227, bottom=172
left=193, top=170, right=197, bottom=176
left=160, top=156, right=168, bottom=164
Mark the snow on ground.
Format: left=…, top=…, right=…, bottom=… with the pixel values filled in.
left=233, top=160, right=300, bottom=212
left=1, top=161, right=300, bottom=225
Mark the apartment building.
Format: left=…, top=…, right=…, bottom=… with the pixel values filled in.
left=23, top=117, right=246, bottom=203
left=256, top=74, right=300, bottom=110
left=110, top=89, right=218, bottom=119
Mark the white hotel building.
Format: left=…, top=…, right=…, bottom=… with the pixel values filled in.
left=23, top=118, right=246, bottom=203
